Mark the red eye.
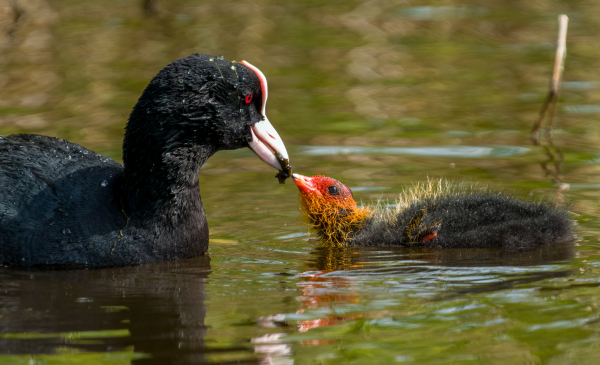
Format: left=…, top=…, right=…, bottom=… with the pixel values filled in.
left=245, top=94, right=253, bottom=104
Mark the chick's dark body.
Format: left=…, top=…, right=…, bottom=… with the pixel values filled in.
left=351, top=193, right=574, bottom=250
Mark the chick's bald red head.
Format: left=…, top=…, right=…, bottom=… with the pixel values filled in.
left=292, top=174, right=355, bottom=204
left=292, top=174, right=371, bottom=246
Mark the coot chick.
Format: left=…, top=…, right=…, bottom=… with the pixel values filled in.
left=0, top=54, right=289, bottom=268
left=292, top=174, right=574, bottom=249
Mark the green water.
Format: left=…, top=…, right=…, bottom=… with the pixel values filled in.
left=1, top=0, right=600, bottom=364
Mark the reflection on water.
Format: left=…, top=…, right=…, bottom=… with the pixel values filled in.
left=0, top=258, right=213, bottom=364
left=2, top=0, right=600, bottom=363
left=242, top=242, right=585, bottom=364
left=308, top=242, right=575, bottom=272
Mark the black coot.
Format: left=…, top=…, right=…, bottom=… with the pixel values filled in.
left=0, top=54, right=289, bottom=268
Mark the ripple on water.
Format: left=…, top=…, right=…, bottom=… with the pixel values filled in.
left=562, top=81, right=600, bottom=91
left=349, top=186, right=390, bottom=192
left=563, top=105, right=600, bottom=114
left=400, top=6, right=488, bottom=20
left=276, top=232, right=310, bottom=240
left=300, top=145, right=529, bottom=158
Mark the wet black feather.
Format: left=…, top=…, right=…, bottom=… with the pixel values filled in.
left=0, top=54, right=265, bottom=268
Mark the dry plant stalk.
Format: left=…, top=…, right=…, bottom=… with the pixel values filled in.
left=531, top=14, right=569, bottom=186
left=532, top=14, right=568, bottom=143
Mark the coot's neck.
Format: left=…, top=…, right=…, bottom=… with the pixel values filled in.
left=121, top=116, right=217, bottom=223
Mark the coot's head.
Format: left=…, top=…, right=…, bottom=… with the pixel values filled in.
left=292, top=174, right=370, bottom=246
left=125, top=54, right=288, bottom=172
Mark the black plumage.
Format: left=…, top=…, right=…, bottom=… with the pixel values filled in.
left=0, top=54, right=288, bottom=268
left=351, top=193, right=574, bottom=250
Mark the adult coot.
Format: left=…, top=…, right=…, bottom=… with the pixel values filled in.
left=0, top=54, right=289, bottom=268
left=292, top=174, right=574, bottom=249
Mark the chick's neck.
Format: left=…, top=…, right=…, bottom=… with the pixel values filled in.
left=299, top=193, right=372, bottom=246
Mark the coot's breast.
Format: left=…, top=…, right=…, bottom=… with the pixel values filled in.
left=0, top=134, right=126, bottom=266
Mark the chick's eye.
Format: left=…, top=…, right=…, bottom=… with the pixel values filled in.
left=328, top=186, right=339, bottom=196
left=245, top=94, right=253, bottom=104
